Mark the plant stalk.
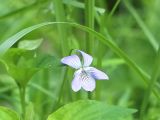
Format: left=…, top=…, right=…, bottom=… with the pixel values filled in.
left=85, top=0, right=95, bottom=99
left=19, top=86, right=26, bottom=120
left=53, top=0, right=68, bottom=56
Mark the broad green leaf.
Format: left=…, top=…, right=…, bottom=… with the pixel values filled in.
left=30, top=54, right=60, bottom=69
left=2, top=48, right=59, bottom=87
left=18, top=39, right=43, bottom=50
left=47, top=100, right=136, bottom=120
left=0, top=106, right=20, bottom=120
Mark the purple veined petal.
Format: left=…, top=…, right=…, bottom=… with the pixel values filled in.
left=61, top=55, right=81, bottom=69
left=85, top=67, right=109, bottom=80
left=71, top=70, right=82, bottom=92
left=80, top=71, right=96, bottom=91
left=77, top=50, right=93, bottom=67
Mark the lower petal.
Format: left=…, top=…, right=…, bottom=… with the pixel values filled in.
left=81, top=74, right=96, bottom=92
left=71, top=71, right=82, bottom=92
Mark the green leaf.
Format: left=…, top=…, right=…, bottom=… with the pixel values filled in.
left=0, top=22, right=57, bottom=56
left=0, top=106, right=20, bottom=120
left=30, top=54, right=60, bottom=69
left=0, top=59, right=8, bottom=74
left=47, top=100, right=136, bottom=120
left=2, top=48, right=60, bottom=87
left=18, top=39, right=43, bottom=50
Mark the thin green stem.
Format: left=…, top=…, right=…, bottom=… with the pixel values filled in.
left=57, top=49, right=73, bottom=104
left=53, top=0, right=68, bottom=56
left=85, top=0, right=95, bottom=99
left=95, top=0, right=121, bottom=100
left=19, top=86, right=26, bottom=120
left=108, top=0, right=121, bottom=19
left=57, top=67, right=68, bottom=104
left=140, top=46, right=160, bottom=120
left=85, top=0, right=95, bottom=53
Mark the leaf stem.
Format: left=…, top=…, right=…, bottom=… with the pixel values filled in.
left=19, top=85, right=26, bottom=120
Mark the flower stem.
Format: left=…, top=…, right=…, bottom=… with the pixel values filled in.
left=85, top=0, right=95, bottom=54
left=53, top=0, right=68, bottom=56
left=85, top=0, right=95, bottom=100
left=57, top=67, right=68, bottom=104
left=88, top=91, right=92, bottom=100
left=19, top=86, right=26, bottom=120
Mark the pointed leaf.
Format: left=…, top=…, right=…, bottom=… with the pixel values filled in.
left=18, top=39, right=43, bottom=50
left=2, top=48, right=59, bottom=87
left=47, top=100, right=137, bottom=120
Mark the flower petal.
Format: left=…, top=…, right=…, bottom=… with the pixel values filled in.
left=77, top=50, right=93, bottom=67
left=85, top=67, right=109, bottom=80
left=71, top=70, right=82, bottom=92
left=61, top=55, right=81, bottom=69
left=80, top=71, right=96, bottom=91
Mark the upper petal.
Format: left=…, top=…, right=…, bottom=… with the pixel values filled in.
left=61, top=55, right=81, bottom=69
left=80, top=71, right=96, bottom=91
left=77, top=50, right=93, bottom=67
left=85, top=67, right=109, bottom=80
left=71, top=70, right=82, bottom=92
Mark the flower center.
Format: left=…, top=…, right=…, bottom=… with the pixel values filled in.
left=80, top=70, right=90, bottom=82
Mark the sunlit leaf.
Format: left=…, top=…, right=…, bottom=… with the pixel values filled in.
left=0, top=106, right=20, bottom=120
left=18, top=39, right=43, bottom=50
left=47, top=100, right=137, bottom=120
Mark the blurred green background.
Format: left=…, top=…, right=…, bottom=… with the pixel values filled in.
left=0, top=0, right=160, bottom=120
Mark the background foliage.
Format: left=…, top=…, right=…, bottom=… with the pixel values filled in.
left=0, top=0, right=160, bottom=120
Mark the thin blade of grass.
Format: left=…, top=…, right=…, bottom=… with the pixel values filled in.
left=124, top=0, right=159, bottom=51
left=53, top=0, right=68, bottom=55
left=108, top=0, right=121, bottom=19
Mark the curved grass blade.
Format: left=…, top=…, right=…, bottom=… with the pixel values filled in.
left=0, top=22, right=159, bottom=99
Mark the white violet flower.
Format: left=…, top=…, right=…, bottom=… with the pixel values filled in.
left=61, top=50, right=109, bottom=92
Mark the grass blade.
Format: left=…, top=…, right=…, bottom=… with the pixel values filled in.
left=124, top=0, right=159, bottom=51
